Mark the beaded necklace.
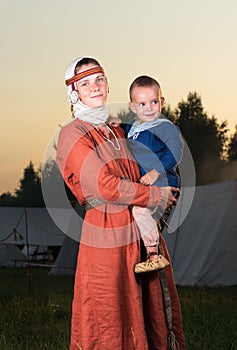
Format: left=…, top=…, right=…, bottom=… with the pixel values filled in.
left=95, top=124, right=121, bottom=151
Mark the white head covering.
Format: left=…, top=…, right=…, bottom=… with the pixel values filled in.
left=65, top=56, right=85, bottom=102
left=64, top=56, right=108, bottom=125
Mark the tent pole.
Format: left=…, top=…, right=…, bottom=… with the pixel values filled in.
left=24, top=208, right=31, bottom=291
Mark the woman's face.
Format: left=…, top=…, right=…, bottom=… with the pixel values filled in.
left=76, top=64, right=108, bottom=108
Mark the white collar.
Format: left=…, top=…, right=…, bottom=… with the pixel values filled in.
left=127, top=117, right=171, bottom=138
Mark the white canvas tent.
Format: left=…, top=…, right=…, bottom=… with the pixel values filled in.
left=0, top=207, right=66, bottom=246
left=0, top=244, right=26, bottom=267
left=49, top=236, right=79, bottom=275
left=49, top=205, right=83, bottom=275
left=0, top=207, right=66, bottom=266
left=163, top=179, right=237, bottom=286
left=50, top=180, right=237, bottom=286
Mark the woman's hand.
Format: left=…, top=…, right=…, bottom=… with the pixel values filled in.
left=159, top=186, right=179, bottom=212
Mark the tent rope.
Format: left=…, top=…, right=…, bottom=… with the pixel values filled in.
left=0, top=228, right=23, bottom=243
left=26, top=210, right=64, bottom=236
left=0, top=209, right=25, bottom=243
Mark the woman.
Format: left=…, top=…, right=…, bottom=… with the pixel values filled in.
left=57, top=56, right=186, bottom=350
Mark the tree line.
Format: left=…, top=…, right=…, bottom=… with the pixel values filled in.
left=0, top=92, right=236, bottom=207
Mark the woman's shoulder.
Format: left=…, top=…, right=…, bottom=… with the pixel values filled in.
left=58, top=119, right=92, bottom=152
left=57, top=119, right=94, bottom=169
left=59, top=118, right=95, bottom=139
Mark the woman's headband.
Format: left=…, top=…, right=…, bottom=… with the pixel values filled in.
left=65, top=66, right=105, bottom=86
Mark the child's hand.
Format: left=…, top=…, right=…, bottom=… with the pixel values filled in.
left=139, top=169, right=160, bottom=185
left=107, top=116, right=121, bottom=127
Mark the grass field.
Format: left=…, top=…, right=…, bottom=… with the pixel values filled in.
left=0, top=267, right=236, bottom=350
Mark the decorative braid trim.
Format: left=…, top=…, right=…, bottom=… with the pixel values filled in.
left=65, top=66, right=104, bottom=86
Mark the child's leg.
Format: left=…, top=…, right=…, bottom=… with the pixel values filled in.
left=132, top=206, right=159, bottom=262
left=133, top=206, right=170, bottom=273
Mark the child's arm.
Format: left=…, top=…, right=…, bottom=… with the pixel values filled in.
left=140, top=169, right=160, bottom=185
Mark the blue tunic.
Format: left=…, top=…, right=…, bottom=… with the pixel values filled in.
left=123, top=118, right=184, bottom=187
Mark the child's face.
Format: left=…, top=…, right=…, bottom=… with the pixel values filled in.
left=76, top=64, right=108, bottom=108
left=130, top=85, right=164, bottom=122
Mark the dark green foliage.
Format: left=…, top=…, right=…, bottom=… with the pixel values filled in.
left=15, top=161, right=44, bottom=207
left=0, top=162, right=44, bottom=207
left=227, top=126, right=237, bottom=162
left=0, top=192, right=16, bottom=206
left=175, top=92, right=229, bottom=184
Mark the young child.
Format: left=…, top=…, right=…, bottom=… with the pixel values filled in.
left=123, top=75, right=184, bottom=273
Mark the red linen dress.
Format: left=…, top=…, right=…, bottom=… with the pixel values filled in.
left=57, top=118, right=186, bottom=350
